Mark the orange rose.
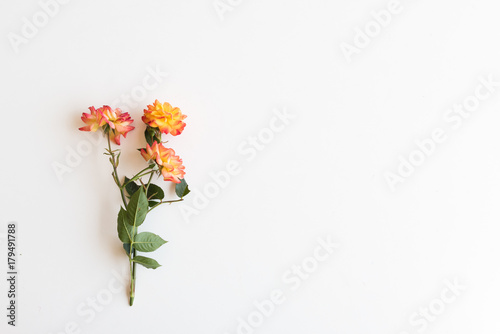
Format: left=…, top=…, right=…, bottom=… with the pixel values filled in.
left=140, top=142, right=185, bottom=183
left=142, top=100, right=186, bottom=136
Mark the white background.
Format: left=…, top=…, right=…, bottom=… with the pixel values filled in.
left=1, top=0, right=500, bottom=333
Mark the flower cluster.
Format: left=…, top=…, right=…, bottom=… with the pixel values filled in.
left=78, top=101, right=187, bottom=184
left=79, top=106, right=135, bottom=145
left=142, top=100, right=187, bottom=136
left=140, top=141, right=185, bottom=183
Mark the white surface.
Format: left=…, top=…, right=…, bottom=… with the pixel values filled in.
left=1, top=0, right=500, bottom=333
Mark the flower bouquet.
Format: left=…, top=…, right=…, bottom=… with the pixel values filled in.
left=78, top=100, right=190, bottom=305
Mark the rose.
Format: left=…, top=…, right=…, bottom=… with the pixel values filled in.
left=79, top=105, right=135, bottom=145
left=142, top=100, right=187, bottom=136
left=141, top=141, right=186, bottom=184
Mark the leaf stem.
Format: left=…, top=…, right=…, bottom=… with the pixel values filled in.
left=145, top=172, right=154, bottom=193
left=148, top=198, right=184, bottom=213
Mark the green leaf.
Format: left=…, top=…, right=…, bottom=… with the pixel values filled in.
left=148, top=200, right=159, bottom=208
left=175, top=178, right=190, bottom=198
left=117, top=207, right=134, bottom=243
left=124, top=177, right=140, bottom=197
left=132, top=256, right=161, bottom=269
left=145, top=131, right=152, bottom=146
left=147, top=183, right=164, bottom=200
left=126, top=188, right=148, bottom=228
left=126, top=179, right=164, bottom=202
left=123, top=243, right=133, bottom=255
left=145, top=127, right=161, bottom=146
left=145, top=128, right=154, bottom=146
left=133, top=232, right=167, bottom=252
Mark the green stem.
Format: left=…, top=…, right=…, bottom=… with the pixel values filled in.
left=129, top=257, right=135, bottom=306
left=106, top=134, right=135, bottom=304
left=148, top=198, right=184, bottom=213
left=145, top=172, right=154, bottom=193
left=121, top=166, right=155, bottom=189
left=107, top=135, right=127, bottom=207
left=127, top=172, right=155, bottom=307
